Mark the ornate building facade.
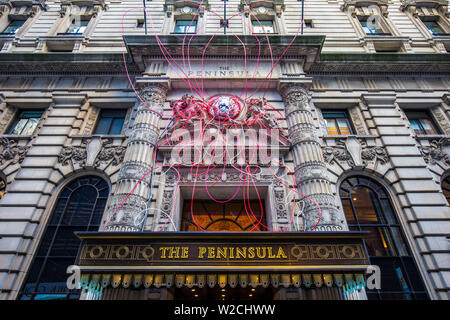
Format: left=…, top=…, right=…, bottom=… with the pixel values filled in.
left=0, top=0, right=448, bottom=300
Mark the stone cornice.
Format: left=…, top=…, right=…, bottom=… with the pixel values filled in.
left=0, top=52, right=139, bottom=75
left=124, top=35, right=325, bottom=72
left=0, top=0, right=47, bottom=10
left=311, top=52, right=450, bottom=75
left=0, top=51, right=449, bottom=76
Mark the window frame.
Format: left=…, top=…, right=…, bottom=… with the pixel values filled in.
left=322, top=109, right=355, bottom=136
left=173, top=19, right=198, bottom=34
left=18, top=175, right=110, bottom=300
left=251, top=19, right=276, bottom=34
left=340, top=176, right=428, bottom=300
left=7, top=110, right=44, bottom=136
left=1, top=19, right=26, bottom=35
left=93, top=108, right=127, bottom=135
left=358, top=16, right=391, bottom=36
left=65, top=18, right=90, bottom=35
left=404, top=110, right=441, bottom=135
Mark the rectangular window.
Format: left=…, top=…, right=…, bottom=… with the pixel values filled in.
left=174, top=20, right=197, bottom=34
left=359, top=17, right=390, bottom=35
left=252, top=20, right=275, bottom=34
left=420, top=18, right=446, bottom=36
left=136, top=20, right=144, bottom=28
left=304, top=20, right=313, bottom=29
left=322, top=110, right=354, bottom=135
left=405, top=110, right=440, bottom=135
left=1, top=20, right=25, bottom=34
left=65, top=19, right=90, bottom=34
left=8, top=110, right=44, bottom=135
left=94, top=109, right=127, bottom=135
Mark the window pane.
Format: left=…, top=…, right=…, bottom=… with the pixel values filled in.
left=325, top=119, right=339, bottom=135
left=2, top=20, right=25, bottom=34
left=390, top=227, right=409, bottom=256
left=110, top=118, right=124, bottom=134
left=419, top=119, right=438, bottom=134
left=175, top=20, right=197, bottom=33
left=9, top=119, right=27, bottom=135
left=341, top=198, right=357, bottom=224
left=361, top=227, right=390, bottom=256
left=423, top=21, right=445, bottom=35
left=21, top=118, right=39, bottom=135
left=351, top=187, right=380, bottom=224
left=252, top=20, right=274, bottom=33
left=337, top=119, right=351, bottom=135
left=95, top=117, right=112, bottom=134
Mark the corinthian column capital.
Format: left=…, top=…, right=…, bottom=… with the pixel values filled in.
left=137, top=83, right=169, bottom=113
left=280, top=84, right=311, bottom=116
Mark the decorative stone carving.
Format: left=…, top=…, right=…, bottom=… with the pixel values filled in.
left=400, top=0, right=448, bottom=16
left=58, top=137, right=125, bottom=168
left=0, top=104, right=16, bottom=134
left=164, top=0, right=209, bottom=17
left=322, top=137, right=388, bottom=167
left=341, top=0, right=389, bottom=16
left=280, top=83, right=346, bottom=231
left=0, top=138, right=29, bottom=165
left=238, top=0, right=285, bottom=17
left=105, top=83, right=168, bottom=232
left=418, top=138, right=450, bottom=166
left=430, top=106, right=450, bottom=135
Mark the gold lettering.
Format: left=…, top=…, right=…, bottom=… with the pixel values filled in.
left=248, top=247, right=255, bottom=258
left=168, top=247, right=179, bottom=259
left=267, top=247, right=276, bottom=259
left=256, top=247, right=266, bottom=259
left=217, top=247, right=227, bottom=259
left=198, top=247, right=206, bottom=258
left=159, top=247, right=170, bottom=259
left=277, top=247, right=288, bottom=259
left=208, top=247, right=215, bottom=259
left=181, top=247, right=189, bottom=259
left=229, top=247, right=235, bottom=259
left=236, top=247, right=246, bottom=259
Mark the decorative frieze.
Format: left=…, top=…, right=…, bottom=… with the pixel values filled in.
left=58, top=137, right=126, bottom=168
left=322, top=137, right=388, bottom=168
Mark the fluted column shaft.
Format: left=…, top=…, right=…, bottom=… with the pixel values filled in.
left=104, top=84, right=168, bottom=232
left=280, top=84, right=347, bottom=231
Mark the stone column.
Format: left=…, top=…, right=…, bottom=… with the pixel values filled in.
left=280, top=84, right=347, bottom=231
left=104, top=83, right=168, bottom=232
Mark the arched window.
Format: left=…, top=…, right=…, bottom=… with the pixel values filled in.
left=181, top=200, right=266, bottom=231
left=340, top=176, right=428, bottom=300
left=19, top=175, right=110, bottom=300
left=442, top=176, right=450, bottom=205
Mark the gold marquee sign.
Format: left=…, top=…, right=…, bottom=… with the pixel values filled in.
left=75, top=232, right=370, bottom=272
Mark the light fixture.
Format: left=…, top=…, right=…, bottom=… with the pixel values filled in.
left=353, top=197, right=357, bottom=201
left=194, top=294, right=198, bottom=298
left=251, top=288, right=255, bottom=292
left=249, top=294, right=253, bottom=297
left=221, top=289, right=226, bottom=292
left=192, top=289, right=196, bottom=292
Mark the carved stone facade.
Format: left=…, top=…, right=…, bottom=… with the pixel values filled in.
left=280, top=84, right=347, bottom=232
left=103, top=84, right=168, bottom=232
